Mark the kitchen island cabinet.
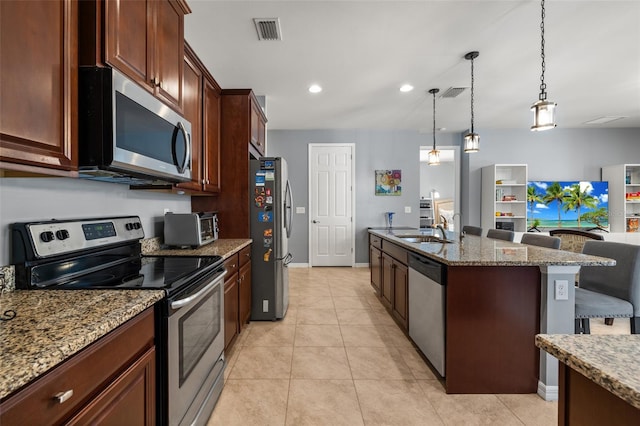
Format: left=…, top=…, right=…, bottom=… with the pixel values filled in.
left=0, top=293, right=162, bottom=425
left=536, top=334, right=640, bottom=425
left=0, top=0, right=78, bottom=177
left=368, top=229, right=614, bottom=398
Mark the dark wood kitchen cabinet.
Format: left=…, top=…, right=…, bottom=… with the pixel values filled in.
left=223, top=245, right=253, bottom=351
left=79, top=0, right=191, bottom=112
left=192, top=90, right=267, bottom=238
left=0, top=0, right=78, bottom=176
left=177, top=42, right=221, bottom=194
left=223, top=254, right=240, bottom=350
left=375, top=240, right=409, bottom=331
left=0, top=308, right=156, bottom=425
left=238, top=245, right=252, bottom=329
left=369, top=235, right=382, bottom=295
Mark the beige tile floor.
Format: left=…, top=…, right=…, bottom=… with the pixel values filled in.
left=207, top=267, right=629, bottom=426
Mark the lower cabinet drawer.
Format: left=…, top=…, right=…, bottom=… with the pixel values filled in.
left=0, top=308, right=155, bottom=425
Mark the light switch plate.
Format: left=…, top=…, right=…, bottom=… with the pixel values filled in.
left=296, top=207, right=305, bottom=214
left=555, top=280, right=569, bottom=300
left=405, top=206, right=411, bottom=213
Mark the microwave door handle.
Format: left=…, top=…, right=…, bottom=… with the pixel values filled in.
left=175, top=121, right=190, bottom=174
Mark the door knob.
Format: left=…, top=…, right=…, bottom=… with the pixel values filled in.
left=312, top=220, right=319, bottom=223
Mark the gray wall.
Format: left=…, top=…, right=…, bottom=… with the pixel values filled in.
left=420, top=160, right=455, bottom=200
left=0, top=178, right=191, bottom=265
left=268, top=127, right=639, bottom=264
left=267, top=129, right=460, bottom=264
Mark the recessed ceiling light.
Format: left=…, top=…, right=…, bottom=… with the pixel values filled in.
left=308, top=84, right=322, bottom=93
left=583, top=116, right=627, bottom=125
left=400, top=84, right=414, bottom=93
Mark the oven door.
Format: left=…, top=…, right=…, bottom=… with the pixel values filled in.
left=167, top=269, right=226, bottom=426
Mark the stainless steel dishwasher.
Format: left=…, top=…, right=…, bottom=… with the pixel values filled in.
left=408, top=253, right=446, bottom=377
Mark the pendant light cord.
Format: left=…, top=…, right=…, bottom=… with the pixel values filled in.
left=432, top=91, right=436, bottom=150
left=470, top=57, right=475, bottom=133
left=539, top=0, right=547, bottom=101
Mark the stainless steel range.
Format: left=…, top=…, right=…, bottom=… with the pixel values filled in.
left=11, top=216, right=226, bottom=426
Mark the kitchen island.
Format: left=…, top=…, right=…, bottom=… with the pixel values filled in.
left=536, top=334, right=640, bottom=425
left=369, top=228, right=614, bottom=399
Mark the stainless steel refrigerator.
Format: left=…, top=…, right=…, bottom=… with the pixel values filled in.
left=250, top=157, right=293, bottom=320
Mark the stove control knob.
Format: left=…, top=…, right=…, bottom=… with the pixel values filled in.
left=55, top=229, right=70, bottom=240
left=133, top=222, right=141, bottom=230
left=40, top=231, right=55, bottom=242
left=125, top=223, right=134, bottom=231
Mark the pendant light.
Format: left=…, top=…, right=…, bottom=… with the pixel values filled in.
left=463, top=51, right=480, bottom=153
left=531, top=0, right=557, bottom=131
left=427, top=88, right=440, bottom=166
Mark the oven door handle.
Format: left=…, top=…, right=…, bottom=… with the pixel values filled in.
left=170, top=270, right=227, bottom=310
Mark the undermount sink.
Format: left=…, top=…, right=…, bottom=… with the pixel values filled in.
left=397, top=235, right=453, bottom=244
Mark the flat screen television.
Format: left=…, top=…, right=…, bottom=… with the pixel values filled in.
left=526, top=181, right=609, bottom=230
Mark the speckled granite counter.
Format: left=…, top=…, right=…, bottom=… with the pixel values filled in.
left=0, top=289, right=164, bottom=400
left=536, top=334, right=640, bottom=410
left=369, top=229, right=615, bottom=267
left=144, top=238, right=251, bottom=259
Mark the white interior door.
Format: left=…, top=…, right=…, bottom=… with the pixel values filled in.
left=309, top=144, right=354, bottom=266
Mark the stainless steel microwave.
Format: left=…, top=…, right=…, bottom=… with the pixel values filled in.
left=78, top=67, right=192, bottom=185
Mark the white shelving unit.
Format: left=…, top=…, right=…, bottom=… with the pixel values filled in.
left=602, top=164, right=640, bottom=233
left=482, top=164, right=528, bottom=232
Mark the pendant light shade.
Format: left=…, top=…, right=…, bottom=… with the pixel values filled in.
left=427, top=88, right=440, bottom=166
left=463, top=51, right=480, bottom=153
left=531, top=0, right=556, bottom=131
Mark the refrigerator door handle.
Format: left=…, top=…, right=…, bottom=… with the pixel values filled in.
left=283, top=253, right=293, bottom=265
left=284, top=179, right=293, bottom=238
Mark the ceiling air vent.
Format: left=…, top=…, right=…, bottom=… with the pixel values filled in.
left=254, top=18, right=282, bottom=41
left=440, top=87, right=467, bottom=98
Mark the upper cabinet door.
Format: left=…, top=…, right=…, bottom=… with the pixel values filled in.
left=0, top=0, right=78, bottom=175
left=203, top=78, right=221, bottom=193
left=155, top=0, right=184, bottom=109
left=105, top=0, right=153, bottom=91
left=104, top=0, right=187, bottom=112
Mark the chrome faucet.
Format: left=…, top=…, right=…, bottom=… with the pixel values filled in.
left=453, top=212, right=464, bottom=241
left=435, top=224, right=447, bottom=241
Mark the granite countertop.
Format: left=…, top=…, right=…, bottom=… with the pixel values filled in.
left=535, top=334, right=640, bottom=410
left=145, top=238, right=252, bottom=259
left=369, top=229, right=615, bottom=267
left=0, top=289, right=164, bottom=400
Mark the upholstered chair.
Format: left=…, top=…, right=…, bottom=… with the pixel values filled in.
left=462, top=225, right=483, bottom=236
left=575, top=241, right=640, bottom=334
left=520, top=233, right=561, bottom=249
left=486, top=229, right=515, bottom=242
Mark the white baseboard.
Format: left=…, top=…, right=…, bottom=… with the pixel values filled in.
left=289, top=263, right=369, bottom=268
left=537, top=381, right=558, bottom=401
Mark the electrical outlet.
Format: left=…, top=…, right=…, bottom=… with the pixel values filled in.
left=555, top=280, right=569, bottom=300
left=405, top=206, right=411, bottom=213
left=296, top=207, right=305, bottom=214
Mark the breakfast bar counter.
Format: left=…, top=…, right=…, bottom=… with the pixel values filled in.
left=368, top=228, right=614, bottom=399
left=536, top=334, right=640, bottom=424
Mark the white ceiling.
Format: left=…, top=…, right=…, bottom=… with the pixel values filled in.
left=184, top=0, right=640, bottom=133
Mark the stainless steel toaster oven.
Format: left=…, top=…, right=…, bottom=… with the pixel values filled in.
left=164, top=212, right=218, bottom=248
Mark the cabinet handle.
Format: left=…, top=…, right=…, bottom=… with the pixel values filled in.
left=206, top=179, right=210, bottom=184
left=54, top=389, right=74, bottom=404
left=202, top=179, right=206, bottom=184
